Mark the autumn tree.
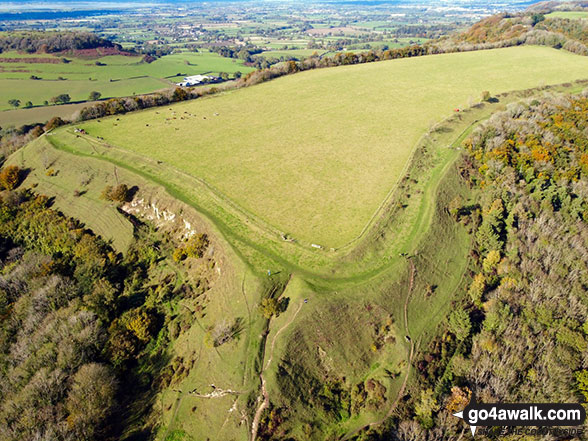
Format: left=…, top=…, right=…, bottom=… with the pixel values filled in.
left=0, top=165, right=21, bottom=190
left=66, top=363, right=117, bottom=439
left=101, top=183, right=132, bottom=203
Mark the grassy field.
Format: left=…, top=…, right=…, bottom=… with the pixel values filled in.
left=70, top=45, right=588, bottom=249
left=0, top=101, right=100, bottom=127
left=0, top=50, right=255, bottom=112
left=546, top=10, right=588, bottom=19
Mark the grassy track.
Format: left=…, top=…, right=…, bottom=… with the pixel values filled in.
left=74, top=46, right=588, bottom=248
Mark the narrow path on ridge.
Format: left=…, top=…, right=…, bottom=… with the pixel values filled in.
left=251, top=298, right=304, bottom=441
left=341, top=259, right=417, bottom=441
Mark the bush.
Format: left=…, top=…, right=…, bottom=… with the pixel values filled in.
left=44, top=116, right=66, bottom=131
left=172, top=247, right=187, bottom=262
left=260, top=298, right=280, bottom=319
left=0, top=165, right=21, bottom=190
left=101, top=184, right=131, bottom=203
left=185, top=233, right=209, bottom=258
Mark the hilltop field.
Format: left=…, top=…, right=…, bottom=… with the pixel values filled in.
left=67, top=45, right=588, bottom=250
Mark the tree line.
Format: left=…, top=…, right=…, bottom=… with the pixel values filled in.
left=0, top=31, right=120, bottom=54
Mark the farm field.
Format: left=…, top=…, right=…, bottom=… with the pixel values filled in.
left=70, top=45, right=588, bottom=249
left=0, top=50, right=255, bottom=111
left=0, top=101, right=99, bottom=127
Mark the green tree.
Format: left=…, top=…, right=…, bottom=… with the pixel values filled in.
left=51, top=93, right=71, bottom=105
left=448, top=309, right=471, bottom=341
left=482, top=250, right=501, bottom=273
left=415, top=388, right=439, bottom=428
left=124, top=309, right=155, bottom=343
left=260, top=298, right=280, bottom=319
left=24, top=101, right=33, bottom=108
left=468, top=273, right=486, bottom=306
left=8, top=99, right=20, bottom=108
left=575, top=370, right=588, bottom=401
left=88, top=91, right=102, bottom=101
left=531, top=13, right=545, bottom=26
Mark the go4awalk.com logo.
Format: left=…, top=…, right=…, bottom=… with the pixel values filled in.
left=453, top=397, right=586, bottom=436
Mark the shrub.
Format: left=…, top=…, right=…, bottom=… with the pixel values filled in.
left=260, top=297, right=280, bottom=319
left=0, top=165, right=22, bottom=190
left=185, top=233, right=209, bottom=258
left=44, top=116, right=66, bottom=131
left=125, top=309, right=155, bottom=343
left=101, top=184, right=131, bottom=203
left=172, top=247, right=187, bottom=262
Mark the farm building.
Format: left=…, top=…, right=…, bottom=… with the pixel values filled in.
left=177, top=74, right=220, bottom=87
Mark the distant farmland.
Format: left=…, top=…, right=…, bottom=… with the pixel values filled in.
left=65, top=46, right=588, bottom=248
left=0, top=50, right=255, bottom=112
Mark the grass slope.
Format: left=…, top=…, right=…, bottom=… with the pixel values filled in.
left=75, top=46, right=588, bottom=248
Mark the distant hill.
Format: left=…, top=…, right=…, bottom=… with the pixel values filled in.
left=433, top=4, right=588, bottom=56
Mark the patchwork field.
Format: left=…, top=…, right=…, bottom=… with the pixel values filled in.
left=70, top=45, right=588, bottom=249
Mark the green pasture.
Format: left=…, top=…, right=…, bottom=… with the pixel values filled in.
left=0, top=50, right=255, bottom=111
left=0, top=101, right=98, bottom=127
left=0, top=77, right=165, bottom=111
left=72, top=46, right=588, bottom=249
left=257, top=49, right=321, bottom=60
